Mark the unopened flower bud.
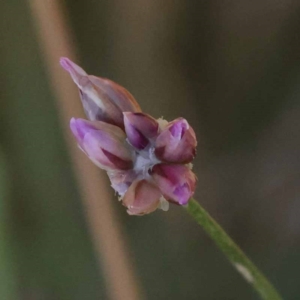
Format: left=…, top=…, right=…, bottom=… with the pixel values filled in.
left=122, top=179, right=162, bottom=215
left=155, top=118, right=197, bottom=163
left=151, top=164, right=196, bottom=205
left=123, top=112, right=159, bottom=150
left=62, top=58, right=198, bottom=215
left=60, top=57, right=141, bottom=128
left=70, top=118, right=133, bottom=170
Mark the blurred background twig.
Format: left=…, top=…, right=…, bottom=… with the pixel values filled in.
left=0, top=148, right=17, bottom=300
left=27, top=0, right=142, bottom=299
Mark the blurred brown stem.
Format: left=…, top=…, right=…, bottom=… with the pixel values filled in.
left=27, top=1, right=142, bottom=299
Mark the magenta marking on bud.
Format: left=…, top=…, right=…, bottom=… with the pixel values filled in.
left=151, top=164, right=196, bottom=205
left=169, top=118, right=188, bottom=139
left=123, top=112, right=159, bottom=150
left=155, top=118, right=197, bottom=164
left=126, top=123, right=149, bottom=149
left=173, top=183, right=190, bottom=201
left=84, top=131, right=133, bottom=171
left=70, top=118, right=133, bottom=171
left=101, top=149, right=133, bottom=170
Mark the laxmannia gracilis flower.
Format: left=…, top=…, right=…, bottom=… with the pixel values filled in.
left=60, top=57, right=197, bottom=215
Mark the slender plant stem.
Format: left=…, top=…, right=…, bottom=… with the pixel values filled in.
left=185, top=198, right=282, bottom=300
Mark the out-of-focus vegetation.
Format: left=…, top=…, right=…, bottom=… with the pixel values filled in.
left=1, top=0, right=300, bottom=299
left=0, top=149, right=17, bottom=299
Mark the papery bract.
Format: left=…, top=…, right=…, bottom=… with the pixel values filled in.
left=107, top=170, right=136, bottom=197
left=70, top=118, right=133, bottom=171
left=155, top=118, right=197, bottom=163
left=122, top=179, right=162, bottom=215
left=60, top=57, right=141, bottom=128
left=123, top=112, right=159, bottom=150
left=151, top=164, right=196, bottom=205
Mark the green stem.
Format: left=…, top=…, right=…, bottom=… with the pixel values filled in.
left=185, top=198, right=282, bottom=300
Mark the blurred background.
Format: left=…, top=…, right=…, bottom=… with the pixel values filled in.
left=1, top=0, right=300, bottom=299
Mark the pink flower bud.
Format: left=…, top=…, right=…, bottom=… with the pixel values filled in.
left=123, top=112, right=159, bottom=150
left=62, top=58, right=199, bottom=215
left=122, top=179, right=162, bottom=215
left=154, top=118, right=197, bottom=163
left=70, top=118, right=133, bottom=170
left=60, top=57, right=141, bottom=128
left=151, top=164, right=196, bottom=205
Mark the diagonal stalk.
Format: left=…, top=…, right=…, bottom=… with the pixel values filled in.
left=185, top=198, right=282, bottom=300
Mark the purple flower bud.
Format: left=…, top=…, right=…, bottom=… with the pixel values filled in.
left=151, top=164, right=196, bottom=205
left=60, top=57, right=141, bottom=128
left=122, top=179, right=162, bottom=215
left=154, top=118, right=197, bottom=164
left=123, top=112, right=159, bottom=150
left=61, top=58, right=199, bottom=215
left=70, top=118, right=133, bottom=171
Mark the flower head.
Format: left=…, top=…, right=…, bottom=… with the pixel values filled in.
left=61, top=58, right=197, bottom=215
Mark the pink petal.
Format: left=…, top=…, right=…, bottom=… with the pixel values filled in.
left=122, top=180, right=162, bottom=215
left=123, top=112, right=159, bottom=149
left=155, top=118, right=197, bottom=163
left=151, top=164, right=196, bottom=205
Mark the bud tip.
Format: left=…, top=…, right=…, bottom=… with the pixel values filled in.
left=60, top=57, right=72, bottom=71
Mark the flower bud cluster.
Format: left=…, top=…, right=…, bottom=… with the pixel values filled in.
left=61, top=58, right=197, bottom=215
